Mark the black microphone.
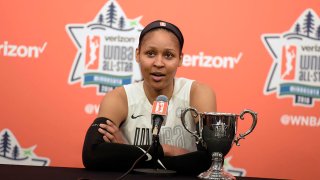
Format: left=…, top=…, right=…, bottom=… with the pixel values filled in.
left=151, top=95, right=169, bottom=136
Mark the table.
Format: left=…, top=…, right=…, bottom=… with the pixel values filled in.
left=0, top=164, right=284, bottom=180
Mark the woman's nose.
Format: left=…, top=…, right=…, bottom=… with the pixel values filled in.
left=154, top=56, right=164, bottom=67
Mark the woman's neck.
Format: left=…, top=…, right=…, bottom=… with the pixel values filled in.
left=143, top=80, right=175, bottom=104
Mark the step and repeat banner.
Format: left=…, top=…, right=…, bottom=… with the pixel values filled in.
left=1, top=0, right=319, bottom=179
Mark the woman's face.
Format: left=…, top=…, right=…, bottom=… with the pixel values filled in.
left=136, top=29, right=183, bottom=92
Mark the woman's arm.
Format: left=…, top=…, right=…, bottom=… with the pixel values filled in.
left=82, top=116, right=211, bottom=174
left=82, top=117, right=164, bottom=171
left=190, top=81, right=217, bottom=116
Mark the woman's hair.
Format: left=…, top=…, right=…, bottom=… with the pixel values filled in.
left=138, top=20, right=184, bottom=52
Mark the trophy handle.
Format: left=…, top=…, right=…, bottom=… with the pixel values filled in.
left=181, top=107, right=203, bottom=144
left=234, top=109, right=257, bottom=146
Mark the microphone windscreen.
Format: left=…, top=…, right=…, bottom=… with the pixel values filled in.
left=156, top=95, right=168, bottom=102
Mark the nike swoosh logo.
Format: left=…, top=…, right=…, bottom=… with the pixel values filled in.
left=137, top=147, right=152, bottom=161
left=131, top=114, right=143, bottom=119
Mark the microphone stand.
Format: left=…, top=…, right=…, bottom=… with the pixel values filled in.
left=133, top=134, right=176, bottom=175
left=151, top=134, right=160, bottom=169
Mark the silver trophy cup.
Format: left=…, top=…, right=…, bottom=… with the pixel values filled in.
left=181, top=108, right=257, bottom=180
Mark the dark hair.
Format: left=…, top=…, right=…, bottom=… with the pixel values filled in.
left=138, top=20, right=184, bottom=52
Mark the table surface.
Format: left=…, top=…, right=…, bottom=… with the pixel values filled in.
left=0, top=164, right=284, bottom=180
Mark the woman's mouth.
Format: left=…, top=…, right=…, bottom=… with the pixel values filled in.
left=150, top=72, right=165, bottom=82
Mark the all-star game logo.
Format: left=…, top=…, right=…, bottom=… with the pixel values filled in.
left=0, top=129, right=50, bottom=166
left=224, top=156, right=246, bottom=177
left=262, top=9, right=320, bottom=107
left=66, top=0, right=143, bottom=95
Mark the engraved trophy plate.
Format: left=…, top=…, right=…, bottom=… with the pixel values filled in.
left=181, top=109, right=257, bottom=180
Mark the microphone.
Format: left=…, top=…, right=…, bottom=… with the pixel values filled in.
left=130, top=95, right=176, bottom=175
left=151, top=95, right=168, bottom=136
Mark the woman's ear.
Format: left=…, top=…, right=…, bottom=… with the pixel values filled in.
left=135, top=48, right=140, bottom=63
left=178, top=52, right=184, bottom=67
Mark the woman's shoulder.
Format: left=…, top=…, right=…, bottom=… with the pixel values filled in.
left=107, top=81, right=146, bottom=107
left=98, top=86, right=128, bottom=124
left=104, top=86, right=126, bottom=100
left=99, top=86, right=127, bottom=113
left=190, top=79, right=214, bottom=92
left=190, top=80, right=216, bottom=111
left=174, top=77, right=213, bottom=94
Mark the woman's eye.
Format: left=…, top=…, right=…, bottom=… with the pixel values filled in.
left=146, top=51, right=155, bottom=57
left=165, top=52, right=174, bottom=59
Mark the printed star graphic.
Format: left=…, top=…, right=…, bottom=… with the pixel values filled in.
left=129, top=16, right=143, bottom=28
left=262, top=35, right=283, bottom=93
left=224, top=156, right=233, bottom=167
left=23, top=146, right=36, bottom=157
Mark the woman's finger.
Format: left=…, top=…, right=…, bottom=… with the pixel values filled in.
left=98, top=127, right=108, bottom=135
left=106, top=120, right=118, bottom=130
left=98, top=121, right=122, bottom=143
left=105, top=132, right=117, bottom=143
left=102, top=135, right=110, bottom=142
left=99, top=128, right=116, bottom=143
left=99, top=123, right=108, bottom=129
left=98, top=127, right=114, bottom=141
left=99, top=123, right=116, bottom=134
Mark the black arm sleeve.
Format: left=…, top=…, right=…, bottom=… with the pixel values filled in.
left=82, top=117, right=163, bottom=171
left=160, top=151, right=211, bottom=175
left=82, top=117, right=211, bottom=175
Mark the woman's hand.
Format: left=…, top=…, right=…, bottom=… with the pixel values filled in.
left=161, top=144, right=190, bottom=156
left=98, top=120, right=128, bottom=144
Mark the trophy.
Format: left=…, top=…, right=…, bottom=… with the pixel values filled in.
left=181, top=108, right=257, bottom=180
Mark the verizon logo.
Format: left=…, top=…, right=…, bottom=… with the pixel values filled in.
left=182, top=52, right=243, bottom=69
left=0, top=41, right=47, bottom=58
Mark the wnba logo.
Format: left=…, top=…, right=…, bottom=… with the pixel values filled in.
left=85, top=35, right=100, bottom=70
left=262, top=8, right=320, bottom=107
left=281, top=45, right=296, bottom=80
left=152, top=101, right=168, bottom=115
left=155, top=102, right=165, bottom=114
left=66, top=0, right=143, bottom=95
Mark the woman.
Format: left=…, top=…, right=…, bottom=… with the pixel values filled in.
left=82, top=20, right=216, bottom=175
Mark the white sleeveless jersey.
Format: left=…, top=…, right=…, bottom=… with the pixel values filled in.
left=121, top=77, right=197, bottom=152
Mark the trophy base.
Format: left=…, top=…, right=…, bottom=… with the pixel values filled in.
left=133, top=168, right=176, bottom=176
left=198, top=152, right=236, bottom=180
left=198, top=170, right=236, bottom=180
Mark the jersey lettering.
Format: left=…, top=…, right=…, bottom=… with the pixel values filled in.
left=133, top=127, right=151, bottom=145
